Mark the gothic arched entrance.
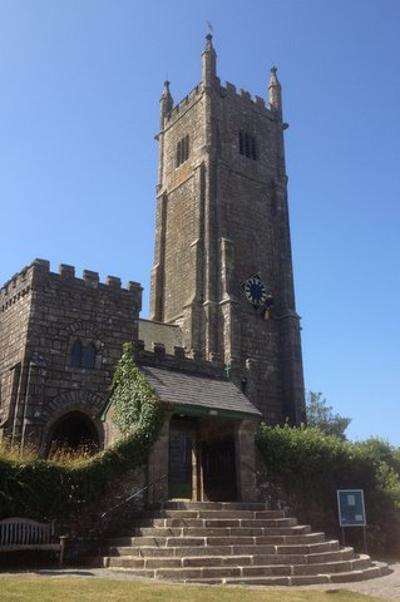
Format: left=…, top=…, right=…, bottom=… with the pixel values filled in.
left=47, top=411, right=100, bottom=456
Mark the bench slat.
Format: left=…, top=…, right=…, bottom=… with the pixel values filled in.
left=0, top=518, right=66, bottom=567
left=1, top=519, right=55, bottom=546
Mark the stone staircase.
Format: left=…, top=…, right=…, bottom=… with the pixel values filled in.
left=98, top=501, right=390, bottom=585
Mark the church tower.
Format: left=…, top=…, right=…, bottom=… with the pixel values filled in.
left=150, top=35, right=305, bottom=425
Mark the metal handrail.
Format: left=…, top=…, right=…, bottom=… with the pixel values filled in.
left=101, top=473, right=168, bottom=519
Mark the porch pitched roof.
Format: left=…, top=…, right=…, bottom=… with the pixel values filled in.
left=140, top=366, right=262, bottom=419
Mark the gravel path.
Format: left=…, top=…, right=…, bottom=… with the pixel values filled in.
left=1, top=563, right=399, bottom=601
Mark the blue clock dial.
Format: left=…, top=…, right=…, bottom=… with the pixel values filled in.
left=242, top=274, right=267, bottom=307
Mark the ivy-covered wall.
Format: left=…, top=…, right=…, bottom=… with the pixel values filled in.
left=0, top=343, right=164, bottom=521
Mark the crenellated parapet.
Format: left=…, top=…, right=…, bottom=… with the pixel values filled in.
left=161, top=80, right=276, bottom=133
left=220, top=81, right=275, bottom=118
left=162, top=84, right=202, bottom=129
left=0, top=258, right=143, bottom=314
left=0, top=264, right=32, bottom=314
left=134, top=339, right=225, bottom=380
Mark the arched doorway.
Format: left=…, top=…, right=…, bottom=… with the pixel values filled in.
left=47, top=411, right=100, bottom=457
left=168, top=415, right=238, bottom=501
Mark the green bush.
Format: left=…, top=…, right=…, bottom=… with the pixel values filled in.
left=256, top=424, right=400, bottom=553
left=0, top=343, right=164, bottom=520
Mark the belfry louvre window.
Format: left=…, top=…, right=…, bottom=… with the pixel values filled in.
left=239, top=131, right=257, bottom=160
left=176, top=135, right=190, bottom=167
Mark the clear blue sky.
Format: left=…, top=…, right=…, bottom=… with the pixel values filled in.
left=1, top=0, right=399, bottom=445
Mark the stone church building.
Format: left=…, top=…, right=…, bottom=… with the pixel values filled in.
left=0, top=36, right=305, bottom=503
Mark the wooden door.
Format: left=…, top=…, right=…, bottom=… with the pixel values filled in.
left=202, top=436, right=237, bottom=501
left=168, top=423, right=193, bottom=499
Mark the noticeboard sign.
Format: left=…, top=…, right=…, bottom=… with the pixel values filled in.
left=337, top=489, right=366, bottom=527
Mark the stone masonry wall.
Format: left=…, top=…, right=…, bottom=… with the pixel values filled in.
left=0, top=265, right=33, bottom=442
left=150, top=47, right=305, bottom=425
left=156, top=89, right=206, bottom=323
left=213, top=84, right=291, bottom=422
left=0, top=258, right=142, bottom=452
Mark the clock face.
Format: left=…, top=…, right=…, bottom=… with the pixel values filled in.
left=242, top=274, right=267, bottom=307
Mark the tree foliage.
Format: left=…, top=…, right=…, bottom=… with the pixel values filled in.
left=306, top=391, right=351, bottom=440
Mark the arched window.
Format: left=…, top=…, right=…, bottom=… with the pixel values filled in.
left=70, top=340, right=97, bottom=369
left=70, top=339, right=82, bottom=368
left=82, top=343, right=97, bottom=369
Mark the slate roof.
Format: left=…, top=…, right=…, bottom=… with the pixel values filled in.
left=140, top=366, right=262, bottom=419
left=139, top=319, right=183, bottom=354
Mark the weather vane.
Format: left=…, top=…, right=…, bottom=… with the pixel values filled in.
left=206, top=20, right=214, bottom=35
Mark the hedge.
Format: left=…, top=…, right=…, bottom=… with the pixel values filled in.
left=256, top=424, right=400, bottom=553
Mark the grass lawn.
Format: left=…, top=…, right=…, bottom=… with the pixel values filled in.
left=0, top=577, right=383, bottom=602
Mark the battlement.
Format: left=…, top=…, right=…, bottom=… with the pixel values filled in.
left=220, top=81, right=274, bottom=117
left=0, top=263, right=31, bottom=313
left=134, top=339, right=225, bottom=379
left=0, top=258, right=143, bottom=313
left=163, top=79, right=275, bottom=129
left=164, top=84, right=202, bottom=126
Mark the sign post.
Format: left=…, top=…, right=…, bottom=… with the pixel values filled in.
left=337, top=489, right=367, bottom=552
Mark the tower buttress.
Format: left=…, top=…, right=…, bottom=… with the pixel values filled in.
left=201, top=34, right=220, bottom=361
left=150, top=81, right=174, bottom=320
left=267, top=66, right=306, bottom=424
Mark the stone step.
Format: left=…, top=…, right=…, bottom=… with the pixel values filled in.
left=104, top=547, right=357, bottom=569
left=180, top=548, right=356, bottom=568
left=328, top=563, right=390, bottom=583
left=152, top=510, right=287, bottom=520
left=104, top=556, right=373, bottom=581
left=106, top=533, right=330, bottom=550
left=106, top=540, right=340, bottom=559
left=93, top=501, right=390, bottom=585
left=128, top=526, right=325, bottom=544
left=182, top=563, right=388, bottom=585
left=277, top=540, right=340, bottom=555
left=106, top=549, right=311, bottom=564
left=185, top=575, right=322, bottom=586
left=164, top=501, right=269, bottom=511
left=135, top=517, right=299, bottom=529
left=292, top=556, right=371, bottom=575
left=308, top=547, right=355, bottom=563
left=107, top=545, right=275, bottom=558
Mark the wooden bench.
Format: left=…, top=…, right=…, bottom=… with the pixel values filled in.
left=0, top=518, right=67, bottom=567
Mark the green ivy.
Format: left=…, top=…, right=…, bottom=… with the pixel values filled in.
left=110, top=342, right=161, bottom=435
left=0, top=343, right=164, bottom=521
